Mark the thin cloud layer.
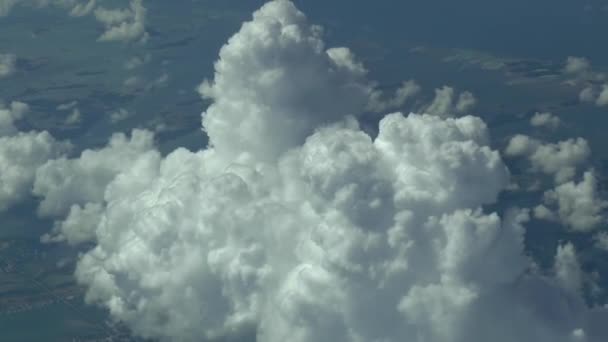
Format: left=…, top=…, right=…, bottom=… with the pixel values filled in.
left=34, top=1, right=608, bottom=342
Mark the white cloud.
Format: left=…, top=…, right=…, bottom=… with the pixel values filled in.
left=33, top=129, right=156, bottom=217
left=198, top=4, right=378, bottom=163
left=423, top=86, right=477, bottom=117
left=0, top=101, right=69, bottom=211
left=530, top=111, right=561, bottom=129
left=534, top=171, right=607, bottom=232
left=0, top=0, right=147, bottom=43
left=594, top=232, right=608, bottom=251
left=64, top=107, right=81, bottom=124
left=505, top=135, right=590, bottom=184
left=68, top=0, right=95, bottom=17
left=37, top=1, right=608, bottom=342
left=57, top=101, right=82, bottom=125
left=367, top=79, right=421, bottom=113
left=124, top=54, right=150, bottom=70
left=95, top=0, right=147, bottom=43
left=0, top=53, right=16, bottom=78
left=580, top=86, right=597, bottom=103
left=0, top=131, right=69, bottom=211
left=554, top=243, right=583, bottom=294
left=42, top=202, right=103, bottom=245
left=596, top=85, right=608, bottom=107
left=0, top=101, right=28, bottom=136
left=564, top=56, right=591, bottom=76
left=109, top=108, right=131, bottom=123
left=578, top=85, right=608, bottom=107
left=561, top=56, right=608, bottom=107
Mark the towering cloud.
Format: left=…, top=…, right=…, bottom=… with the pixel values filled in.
left=37, top=1, right=608, bottom=342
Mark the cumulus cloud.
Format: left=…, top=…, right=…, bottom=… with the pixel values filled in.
left=505, top=135, right=590, bottom=184
left=564, top=56, right=591, bottom=77
left=579, top=85, right=608, bottom=107
left=423, top=86, right=477, bottom=117
left=124, top=53, right=150, bottom=70
left=594, top=232, right=608, bottom=251
left=38, top=1, right=608, bottom=342
left=0, top=0, right=147, bottom=43
left=0, top=101, right=69, bottom=211
left=109, top=108, right=131, bottom=123
left=33, top=129, right=156, bottom=218
left=0, top=53, right=16, bottom=78
left=580, top=86, right=597, bottom=103
left=560, top=56, right=608, bottom=107
left=199, top=7, right=379, bottom=162
left=554, top=243, right=583, bottom=294
left=56, top=101, right=82, bottom=124
left=0, top=100, right=28, bottom=135
left=596, top=85, right=608, bottom=107
left=0, top=0, right=77, bottom=16
left=367, top=79, right=421, bottom=112
left=530, top=111, right=561, bottom=130
left=534, top=171, right=607, bottom=232
left=95, top=0, right=147, bottom=43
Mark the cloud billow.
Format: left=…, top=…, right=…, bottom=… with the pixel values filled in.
left=34, top=1, right=608, bottom=341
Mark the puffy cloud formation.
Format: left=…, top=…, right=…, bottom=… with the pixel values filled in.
left=0, top=0, right=146, bottom=43
left=0, top=100, right=28, bottom=135
left=580, top=86, right=597, bottom=103
left=34, top=129, right=158, bottom=246
left=534, top=171, right=607, bottom=232
left=95, top=0, right=147, bottom=43
left=564, top=56, right=591, bottom=76
left=0, top=0, right=85, bottom=16
left=580, top=85, right=608, bottom=107
left=530, top=111, right=561, bottom=130
left=596, top=85, right=608, bottom=107
left=109, top=108, right=131, bottom=123
left=33, top=129, right=156, bottom=218
left=505, top=135, right=590, bottom=184
left=560, top=56, right=608, bottom=107
left=0, top=101, right=69, bottom=211
left=423, top=86, right=477, bottom=117
left=0, top=53, right=16, bottom=78
left=594, top=232, right=608, bottom=251
left=40, top=1, right=608, bottom=342
left=367, top=79, right=421, bottom=112
left=553, top=243, right=583, bottom=294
